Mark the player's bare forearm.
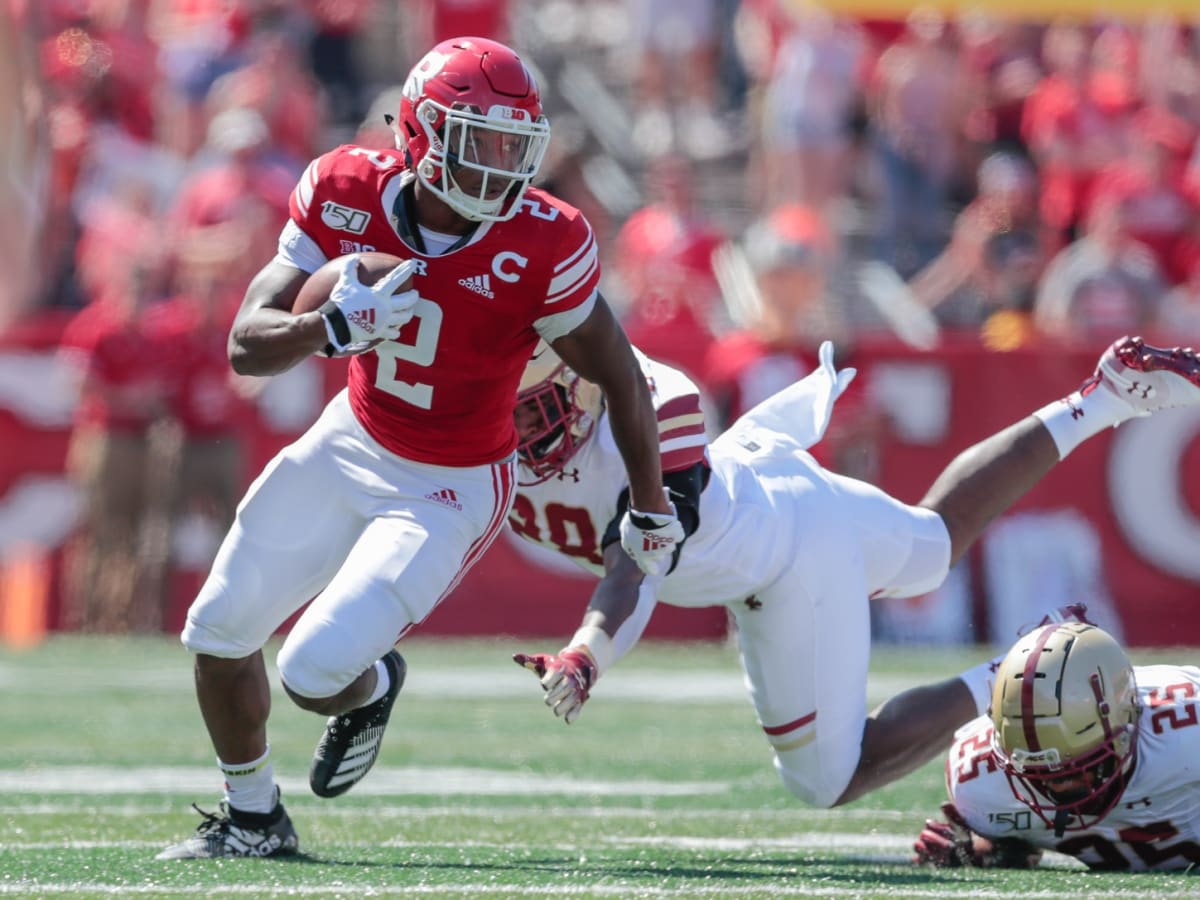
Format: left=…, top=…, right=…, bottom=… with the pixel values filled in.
left=553, top=297, right=667, bottom=513
left=580, top=544, right=646, bottom=638
left=228, top=262, right=326, bottom=376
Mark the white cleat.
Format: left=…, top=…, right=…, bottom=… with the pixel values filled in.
left=1092, top=336, right=1200, bottom=417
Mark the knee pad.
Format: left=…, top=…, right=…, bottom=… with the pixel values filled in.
left=773, top=745, right=856, bottom=809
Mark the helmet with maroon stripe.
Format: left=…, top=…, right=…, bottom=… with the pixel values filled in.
left=990, top=622, right=1139, bottom=835
left=396, top=36, right=551, bottom=222
left=514, top=341, right=603, bottom=485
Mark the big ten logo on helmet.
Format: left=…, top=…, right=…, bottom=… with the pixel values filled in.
left=488, top=105, right=531, bottom=122
left=321, top=201, right=370, bottom=234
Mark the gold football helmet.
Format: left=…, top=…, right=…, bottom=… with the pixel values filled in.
left=990, top=622, right=1139, bottom=835
left=515, top=341, right=604, bottom=485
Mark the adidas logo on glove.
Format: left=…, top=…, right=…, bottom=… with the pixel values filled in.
left=346, top=308, right=376, bottom=334
left=642, top=536, right=674, bottom=552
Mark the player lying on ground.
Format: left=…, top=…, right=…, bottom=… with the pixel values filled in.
left=915, top=621, right=1200, bottom=871
left=511, top=335, right=1200, bottom=808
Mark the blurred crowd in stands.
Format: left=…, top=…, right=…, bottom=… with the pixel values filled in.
left=3, top=0, right=1200, bottom=632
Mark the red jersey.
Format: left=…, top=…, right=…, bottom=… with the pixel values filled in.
left=287, top=144, right=600, bottom=466
left=60, top=300, right=165, bottom=432
left=145, top=295, right=251, bottom=439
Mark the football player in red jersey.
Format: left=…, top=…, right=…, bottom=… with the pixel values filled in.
left=915, top=622, right=1200, bottom=872
left=510, top=335, right=1200, bottom=813
left=158, top=37, right=680, bottom=860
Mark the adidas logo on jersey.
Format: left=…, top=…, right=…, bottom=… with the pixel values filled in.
left=346, top=308, right=376, bottom=334
left=425, top=488, right=463, bottom=511
left=458, top=274, right=494, bottom=299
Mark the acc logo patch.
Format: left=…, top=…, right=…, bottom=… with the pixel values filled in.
left=321, top=201, right=370, bottom=235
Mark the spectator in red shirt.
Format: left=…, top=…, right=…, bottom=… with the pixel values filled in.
left=1021, top=21, right=1137, bottom=249
left=1087, top=107, right=1198, bottom=284
left=146, top=250, right=256, bottom=581
left=59, top=252, right=170, bottom=633
left=614, top=154, right=727, bottom=385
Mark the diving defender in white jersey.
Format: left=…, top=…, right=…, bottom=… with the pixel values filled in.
left=510, top=336, right=1200, bottom=808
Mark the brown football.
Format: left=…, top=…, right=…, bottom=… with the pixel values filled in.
left=294, top=251, right=413, bottom=356
left=293, top=251, right=412, bottom=314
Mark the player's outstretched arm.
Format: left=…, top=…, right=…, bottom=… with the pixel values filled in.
left=551, top=297, right=669, bottom=516
left=913, top=802, right=1042, bottom=869
left=228, top=261, right=327, bottom=376
left=553, top=297, right=685, bottom=574
left=514, top=544, right=655, bottom=725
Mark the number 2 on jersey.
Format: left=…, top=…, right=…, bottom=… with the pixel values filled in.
left=373, top=298, right=443, bottom=408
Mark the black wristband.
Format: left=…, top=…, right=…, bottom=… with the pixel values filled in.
left=319, top=301, right=352, bottom=349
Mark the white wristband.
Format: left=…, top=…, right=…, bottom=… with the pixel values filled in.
left=566, top=625, right=614, bottom=676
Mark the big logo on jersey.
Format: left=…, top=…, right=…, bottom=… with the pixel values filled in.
left=321, top=201, right=370, bottom=235
left=403, top=50, right=448, bottom=96
left=1108, top=408, right=1200, bottom=580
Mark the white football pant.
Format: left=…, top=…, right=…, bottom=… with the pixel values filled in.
left=182, top=390, right=515, bottom=698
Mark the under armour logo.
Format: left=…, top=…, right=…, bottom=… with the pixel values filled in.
left=744, top=595, right=762, bottom=611
left=556, top=468, right=581, bottom=483
left=1124, top=796, right=1153, bottom=809
left=1127, top=381, right=1154, bottom=399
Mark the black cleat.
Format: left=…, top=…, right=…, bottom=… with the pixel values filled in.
left=156, top=790, right=298, bottom=859
left=309, top=649, right=406, bottom=798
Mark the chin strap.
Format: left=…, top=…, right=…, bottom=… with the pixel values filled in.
left=1053, top=808, right=1071, bottom=838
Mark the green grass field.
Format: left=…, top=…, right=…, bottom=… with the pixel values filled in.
left=1, top=636, right=1196, bottom=899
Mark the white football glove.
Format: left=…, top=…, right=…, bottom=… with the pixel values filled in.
left=619, top=493, right=686, bottom=577
left=321, top=255, right=420, bottom=353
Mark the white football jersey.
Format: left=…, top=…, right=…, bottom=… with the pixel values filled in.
left=510, top=351, right=709, bottom=580
left=948, top=664, right=1200, bottom=871
left=512, top=347, right=954, bottom=807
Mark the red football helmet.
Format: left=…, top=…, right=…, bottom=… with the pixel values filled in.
left=514, top=341, right=603, bottom=485
left=990, top=622, right=1140, bottom=835
left=397, top=36, right=551, bottom=222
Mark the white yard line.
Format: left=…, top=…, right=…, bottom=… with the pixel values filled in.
left=0, top=663, right=927, bottom=704
left=0, top=886, right=1154, bottom=898
left=0, top=765, right=726, bottom=797
left=0, top=799, right=908, bottom=823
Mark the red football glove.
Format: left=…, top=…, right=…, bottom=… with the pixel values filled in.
left=913, top=802, right=982, bottom=867
left=513, top=648, right=597, bottom=725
